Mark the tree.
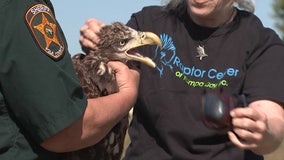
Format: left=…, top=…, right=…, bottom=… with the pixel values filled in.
left=272, top=0, right=284, bottom=40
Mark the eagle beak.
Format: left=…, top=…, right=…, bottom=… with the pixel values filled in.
left=126, top=31, right=162, bottom=68
left=141, top=32, right=162, bottom=48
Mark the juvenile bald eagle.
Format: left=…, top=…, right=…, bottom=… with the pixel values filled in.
left=61, top=22, right=161, bottom=160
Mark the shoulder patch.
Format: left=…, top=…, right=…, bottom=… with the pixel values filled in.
left=25, top=4, right=64, bottom=60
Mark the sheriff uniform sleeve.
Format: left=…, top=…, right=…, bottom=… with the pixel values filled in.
left=0, top=2, right=87, bottom=144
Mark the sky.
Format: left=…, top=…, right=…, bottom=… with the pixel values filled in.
left=50, top=0, right=279, bottom=55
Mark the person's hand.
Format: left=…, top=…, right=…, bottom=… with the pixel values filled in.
left=228, top=100, right=284, bottom=154
left=79, top=18, right=105, bottom=52
left=107, top=61, right=140, bottom=105
left=228, top=106, right=267, bottom=150
left=41, top=61, right=140, bottom=153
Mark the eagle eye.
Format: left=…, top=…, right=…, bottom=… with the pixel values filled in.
left=119, top=40, right=127, bottom=46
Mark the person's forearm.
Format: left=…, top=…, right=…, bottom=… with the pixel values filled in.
left=251, top=102, right=284, bottom=154
left=41, top=91, right=136, bottom=152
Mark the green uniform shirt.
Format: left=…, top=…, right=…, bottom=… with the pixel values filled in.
left=0, top=0, right=87, bottom=159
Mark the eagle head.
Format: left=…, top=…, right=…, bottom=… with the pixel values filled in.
left=95, top=22, right=162, bottom=68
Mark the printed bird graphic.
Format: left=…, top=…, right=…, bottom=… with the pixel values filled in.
left=61, top=22, right=162, bottom=160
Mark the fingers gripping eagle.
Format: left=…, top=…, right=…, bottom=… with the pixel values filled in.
left=61, top=22, right=161, bottom=160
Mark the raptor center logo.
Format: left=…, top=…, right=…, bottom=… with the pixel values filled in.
left=25, top=4, right=64, bottom=60
left=152, top=33, right=240, bottom=89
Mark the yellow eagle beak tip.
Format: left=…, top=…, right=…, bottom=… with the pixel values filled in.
left=148, top=60, right=156, bottom=68
left=145, top=32, right=162, bottom=48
